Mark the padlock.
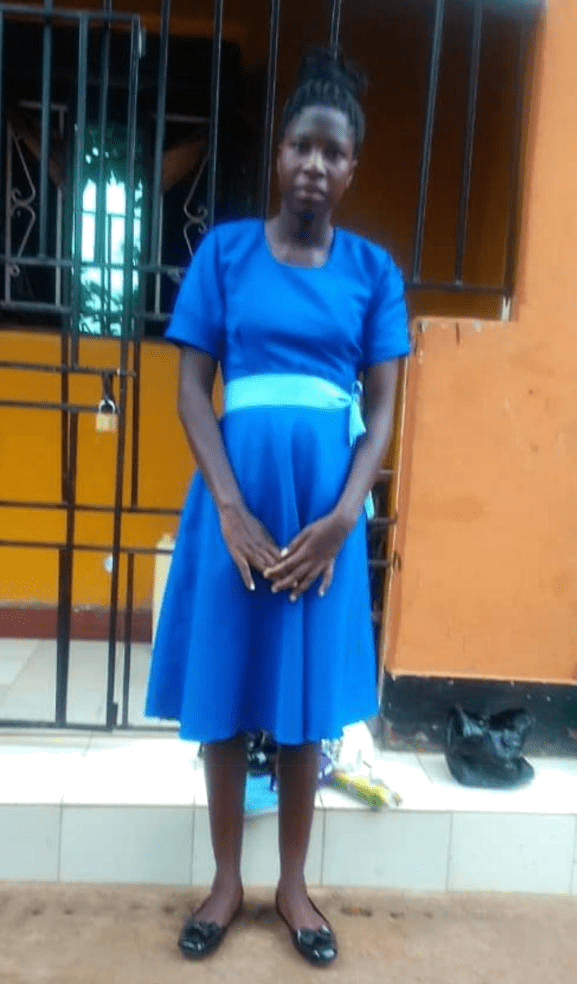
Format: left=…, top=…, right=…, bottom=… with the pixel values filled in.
left=96, top=398, right=118, bottom=433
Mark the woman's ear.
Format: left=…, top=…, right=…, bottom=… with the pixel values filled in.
left=345, top=159, right=358, bottom=189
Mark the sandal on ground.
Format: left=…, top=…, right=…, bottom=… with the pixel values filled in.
left=275, top=890, right=338, bottom=967
left=178, top=888, right=244, bottom=960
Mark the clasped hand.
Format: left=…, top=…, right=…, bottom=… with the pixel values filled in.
left=263, top=511, right=353, bottom=600
left=219, top=502, right=354, bottom=601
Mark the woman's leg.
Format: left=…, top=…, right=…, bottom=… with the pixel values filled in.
left=276, top=740, right=324, bottom=929
left=193, top=734, right=247, bottom=925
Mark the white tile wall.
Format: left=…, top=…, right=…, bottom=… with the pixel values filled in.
left=0, top=805, right=60, bottom=880
left=322, top=810, right=451, bottom=889
left=60, top=806, right=194, bottom=884
left=1, top=804, right=577, bottom=891
left=449, top=813, right=576, bottom=893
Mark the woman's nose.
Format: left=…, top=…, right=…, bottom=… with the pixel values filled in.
left=303, top=149, right=326, bottom=174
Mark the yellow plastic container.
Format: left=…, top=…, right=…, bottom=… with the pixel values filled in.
left=328, top=769, right=403, bottom=810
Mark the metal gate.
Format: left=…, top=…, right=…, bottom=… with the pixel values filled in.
left=0, top=0, right=541, bottom=730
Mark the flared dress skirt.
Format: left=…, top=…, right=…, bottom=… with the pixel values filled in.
left=144, top=401, right=379, bottom=745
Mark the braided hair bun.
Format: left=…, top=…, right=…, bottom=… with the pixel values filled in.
left=280, top=47, right=368, bottom=154
left=295, top=48, right=368, bottom=103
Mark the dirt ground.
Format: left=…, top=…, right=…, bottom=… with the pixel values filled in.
left=0, top=883, right=576, bottom=984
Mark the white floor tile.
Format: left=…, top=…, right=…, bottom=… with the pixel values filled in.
left=0, top=639, right=39, bottom=685
left=0, top=750, right=85, bottom=804
left=322, top=809, right=451, bottom=889
left=88, top=733, right=136, bottom=752
left=0, top=805, right=60, bottom=880
left=0, top=640, right=56, bottom=721
left=373, top=749, right=423, bottom=771
left=0, top=734, right=90, bottom=754
left=60, top=805, right=193, bottom=883
left=538, top=756, right=577, bottom=779
left=449, top=813, right=576, bottom=893
left=0, top=638, right=163, bottom=728
left=62, top=740, right=197, bottom=806
left=86, top=735, right=148, bottom=752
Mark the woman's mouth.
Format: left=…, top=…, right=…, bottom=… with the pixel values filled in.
left=295, top=185, right=326, bottom=199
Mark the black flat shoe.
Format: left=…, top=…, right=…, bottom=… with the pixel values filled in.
left=275, top=890, right=338, bottom=967
left=178, top=889, right=243, bottom=960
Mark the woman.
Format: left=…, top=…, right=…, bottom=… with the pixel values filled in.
left=145, top=48, right=411, bottom=966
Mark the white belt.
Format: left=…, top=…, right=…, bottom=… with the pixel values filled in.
left=223, top=373, right=374, bottom=519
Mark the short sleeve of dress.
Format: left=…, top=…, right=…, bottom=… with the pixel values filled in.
left=164, top=228, right=225, bottom=360
left=362, top=255, right=411, bottom=367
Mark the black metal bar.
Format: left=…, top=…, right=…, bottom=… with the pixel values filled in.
left=121, top=552, right=135, bottom=727
left=96, top=0, right=112, bottom=335
left=405, top=280, right=506, bottom=295
left=94, top=9, right=111, bottom=266
left=0, top=399, right=109, bottom=412
left=0, top=256, right=107, bottom=269
left=37, top=0, right=53, bottom=256
left=55, top=412, right=78, bottom=726
left=130, top=340, right=141, bottom=507
left=0, top=500, right=180, bottom=516
left=0, top=256, right=186, bottom=273
left=116, top=257, right=479, bottom=299
left=0, top=361, right=134, bottom=376
left=133, top=310, right=171, bottom=322
left=257, top=0, right=280, bottom=217
left=0, top=540, right=391, bottom=564
left=149, top=0, right=171, bottom=267
left=59, top=333, right=69, bottom=556
left=454, top=0, right=483, bottom=284
left=133, top=263, right=186, bottom=275
left=369, top=517, right=396, bottom=530
left=411, top=0, right=445, bottom=283
left=206, top=0, right=223, bottom=228
left=0, top=5, right=137, bottom=22
left=70, top=15, right=88, bottom=364
left=120, top=341, right=142, bottom=729
left=0, top=540, right=175, bottom=555
left=504, top=18, right=529, bottom=300
left=0, top=300, right=71, bottom=312
left=105, top=17, right=140, bottom=731
left=328, top=0, right=343, bottom=53
left=0, top=14, right=5, bottom=252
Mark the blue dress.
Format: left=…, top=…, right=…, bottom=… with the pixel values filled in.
left=145, top=218, right=411, bottom=745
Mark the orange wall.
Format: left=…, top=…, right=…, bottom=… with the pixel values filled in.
left=0, top=332, right=194, bottom=608
left=389, top=1, right=577, bottom=683
left=1, top=0, right=535, bottom=669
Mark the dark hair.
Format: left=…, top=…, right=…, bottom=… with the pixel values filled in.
left=279, top=48, right=368, bottom=155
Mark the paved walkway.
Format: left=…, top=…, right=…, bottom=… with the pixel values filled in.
left=0, top=884, right=575, bottom=983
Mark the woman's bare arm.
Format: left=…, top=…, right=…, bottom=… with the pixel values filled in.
left=333, top=359, right=399, bottom=529
left=177, top=346, right=282, bottom=587
left=177, top=347, right=241, bottom=511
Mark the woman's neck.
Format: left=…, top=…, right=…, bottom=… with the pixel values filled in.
left=272, top=205, right=333, bottom=250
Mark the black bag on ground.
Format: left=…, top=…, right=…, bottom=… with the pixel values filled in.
left=246, top=731, right=278, bottom=776
left=444, top=706, right=535, bottom=788
left=199, top=732, right=278, bottom=776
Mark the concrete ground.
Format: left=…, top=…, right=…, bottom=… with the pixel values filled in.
left=0, top=884, right=576, bottom=984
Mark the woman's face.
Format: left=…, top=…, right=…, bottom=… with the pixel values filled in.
left=276, top=105, right=357, bottom=218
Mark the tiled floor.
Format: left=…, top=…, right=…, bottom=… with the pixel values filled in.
left=0, top=639, right=577, bottom=789
left=0, top=638, right=167, bottom=728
